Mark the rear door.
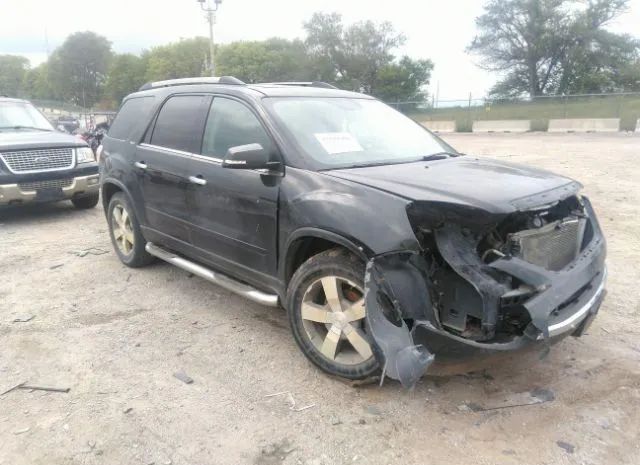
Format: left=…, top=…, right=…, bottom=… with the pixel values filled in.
left=136, top=94, right=209, bottom=244
left=102, top=96, right=155, bottom=209
left=186, top=96, right=281, bottom=276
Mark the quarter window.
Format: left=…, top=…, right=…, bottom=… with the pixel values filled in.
left=201, top=97, right=273, bottom=158
left=150, top=95, right=208, bottom=153
left=108, top=96, right=154, bottom=141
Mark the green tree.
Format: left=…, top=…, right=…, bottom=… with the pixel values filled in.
left=557, top=3, right=640, bottom=93
left=217, top=38, right=315, bottom=83
left=104, top=53, right=147, bottom=104
left=303, top=12, right=431, bottom=102
left=23, top=63, right=54, bottom=100
left=0, top=55, right=30, bottom=97
left=468, top=0, right=639, bottom=97
left=615, top=60, right=640, bottom=91
left=372, top=57, right=434, bottom=103
left=305, top=13, right=402, bottom=92
left=48, top=31, right=113, bottom=107
left=144, top=37, right=209, bottom=81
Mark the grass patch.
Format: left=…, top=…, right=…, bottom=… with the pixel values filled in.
left=409, top=94, right=640, bottom=132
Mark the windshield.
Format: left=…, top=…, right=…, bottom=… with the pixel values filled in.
left=264, top=97, right=448, bottom=169
left=0, top=101, right=54, bottom=131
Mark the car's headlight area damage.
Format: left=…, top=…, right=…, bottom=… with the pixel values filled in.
left=365, top=194, right=607, bottom=388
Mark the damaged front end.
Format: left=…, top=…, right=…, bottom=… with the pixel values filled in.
left=365, top=192, right=607, bottom=388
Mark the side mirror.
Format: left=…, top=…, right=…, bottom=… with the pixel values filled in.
left=222, top=143, right=270, bottom=170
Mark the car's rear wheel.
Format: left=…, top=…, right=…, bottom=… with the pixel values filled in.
left=107, top=192, right=154, bottom=268
left=71, top=193, right=99, bottom=209
left=286, top=248, right=379, bottom=380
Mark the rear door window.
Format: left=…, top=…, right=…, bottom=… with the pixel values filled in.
left=150, top=95, right=209, bottom=153
left=108, top=96, right=154, bottom=141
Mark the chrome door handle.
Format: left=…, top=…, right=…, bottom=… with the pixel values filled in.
left=134, top=161, right=147, bottom=169
left=189, top=175, right=207, bottom=186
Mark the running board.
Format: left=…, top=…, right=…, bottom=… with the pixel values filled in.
left=145, top=242, right=279, bottom=307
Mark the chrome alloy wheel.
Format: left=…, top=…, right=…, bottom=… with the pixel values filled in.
left=111, top=204, right=135, bottom=255
left=301, top=276, right=374, bottom=365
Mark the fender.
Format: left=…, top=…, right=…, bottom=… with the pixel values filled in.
left=100, top=177, right=144, bottom=223
left=282, top=227, right=371, bottom=283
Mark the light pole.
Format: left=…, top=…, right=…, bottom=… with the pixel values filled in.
left=197, top=0, right=223, bottom=77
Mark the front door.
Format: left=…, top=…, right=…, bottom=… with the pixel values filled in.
left=135, top=94, right=209, bottom=244
left=186, top=96, right=281, bottom=276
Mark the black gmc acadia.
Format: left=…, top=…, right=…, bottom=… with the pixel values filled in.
left=99, top=77, right=606, bottom=387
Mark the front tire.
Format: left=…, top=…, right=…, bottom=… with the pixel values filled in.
left=71, top=193, right=99, bottom=209
left=286, top=248, right=380, bottom=380
left=107, top=192, right=154, bottom=268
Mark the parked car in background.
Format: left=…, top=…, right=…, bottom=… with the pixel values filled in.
left=56, top=115, right=80, bottom=134
left=100, top=77, right=606, bottom=387
left=0, top=97, right=99, bottom=209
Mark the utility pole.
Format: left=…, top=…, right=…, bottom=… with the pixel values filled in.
left=197, top=0, right=223, bottom=76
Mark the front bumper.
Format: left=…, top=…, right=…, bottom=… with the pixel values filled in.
left=412, top=268, right=606, bottom=362
left=364, top=197, right=607, bottom=387
left=0, top=174, right=99, bottom=205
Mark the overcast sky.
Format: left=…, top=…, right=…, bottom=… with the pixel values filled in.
left=1, top=0, right=639, bottom=100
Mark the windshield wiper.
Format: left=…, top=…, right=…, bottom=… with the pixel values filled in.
left=0, top=126, right=53, bottom=132
left=320, top=152, right=461, bottom=171
left=422, top=151, right=460, bottom=161
left=329, top=159, right=422, bottom=170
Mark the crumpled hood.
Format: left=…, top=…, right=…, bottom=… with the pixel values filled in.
left=324, top=157, right=582, bottom=213
left=0, top=130, right=86, bottom=152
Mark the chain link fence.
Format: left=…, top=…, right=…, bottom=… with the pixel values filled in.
left=29, top=92, right=640, bottom=133
left=31, top=100, right=116, bottom=131
left=389, top=92, right=640, bottom=132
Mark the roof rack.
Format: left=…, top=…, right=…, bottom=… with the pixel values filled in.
left=257, top=81, right=338, bottom=89
left=138, top=76, right=246, bottom=91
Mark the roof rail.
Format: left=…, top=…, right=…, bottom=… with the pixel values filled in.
left=138, top=76, right=246, bottom=91
left=257, top=81, right=338, bottom=90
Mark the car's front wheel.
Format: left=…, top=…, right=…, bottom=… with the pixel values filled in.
left=107, top=192, right=154, bottom=268
left=286, top=248, right=380, bottom=380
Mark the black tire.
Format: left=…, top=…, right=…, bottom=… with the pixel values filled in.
left=286, top=248, right=380, bottom=380
left=71, top=193, right=99, bottom=209
left=107, top=192, right=154, bottom=268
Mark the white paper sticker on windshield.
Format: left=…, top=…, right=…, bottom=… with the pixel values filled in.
left=314, top=132, right=363, bottom=155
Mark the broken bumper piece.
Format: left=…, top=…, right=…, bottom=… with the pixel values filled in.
left=364, top=252, right=436, bottom=388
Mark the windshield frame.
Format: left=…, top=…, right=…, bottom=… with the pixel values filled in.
left=0, top=100, right=55, bottom=132
left=261, top=96, right=456, bottom=171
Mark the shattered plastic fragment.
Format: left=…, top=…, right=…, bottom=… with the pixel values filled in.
left=364, top=253, right=435, bottom=388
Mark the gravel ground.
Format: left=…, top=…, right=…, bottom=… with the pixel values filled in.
left=1, top=133, right=639, bottom=465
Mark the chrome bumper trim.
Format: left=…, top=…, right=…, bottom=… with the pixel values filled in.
left=545, top=267, right=607, bottom=338
left=0, top=174, right=99, bottom=205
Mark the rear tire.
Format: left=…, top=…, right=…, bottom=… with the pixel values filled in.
left=71, top=193, right=99, bottom=209
left=107, top=192, right=154, bottom=268
left=286, top=248, right=380, bottom=380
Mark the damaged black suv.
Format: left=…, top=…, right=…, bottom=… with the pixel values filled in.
left=100, top=77, right=606, bottom=387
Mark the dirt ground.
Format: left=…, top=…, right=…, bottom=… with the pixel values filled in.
left=1, top=133, right=639, bottom=465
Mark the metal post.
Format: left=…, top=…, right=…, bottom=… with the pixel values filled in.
left=208, top=9, right=215, bottom=76
left=198, top=0, right=222, bottom=77
left=468, top=92, right=473, bottom=131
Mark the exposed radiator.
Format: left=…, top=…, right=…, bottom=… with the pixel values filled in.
left=508, top=217, right=586, bottom=271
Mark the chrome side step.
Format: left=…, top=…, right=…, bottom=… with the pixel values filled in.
left=145, top=242, right=279, bottom=307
